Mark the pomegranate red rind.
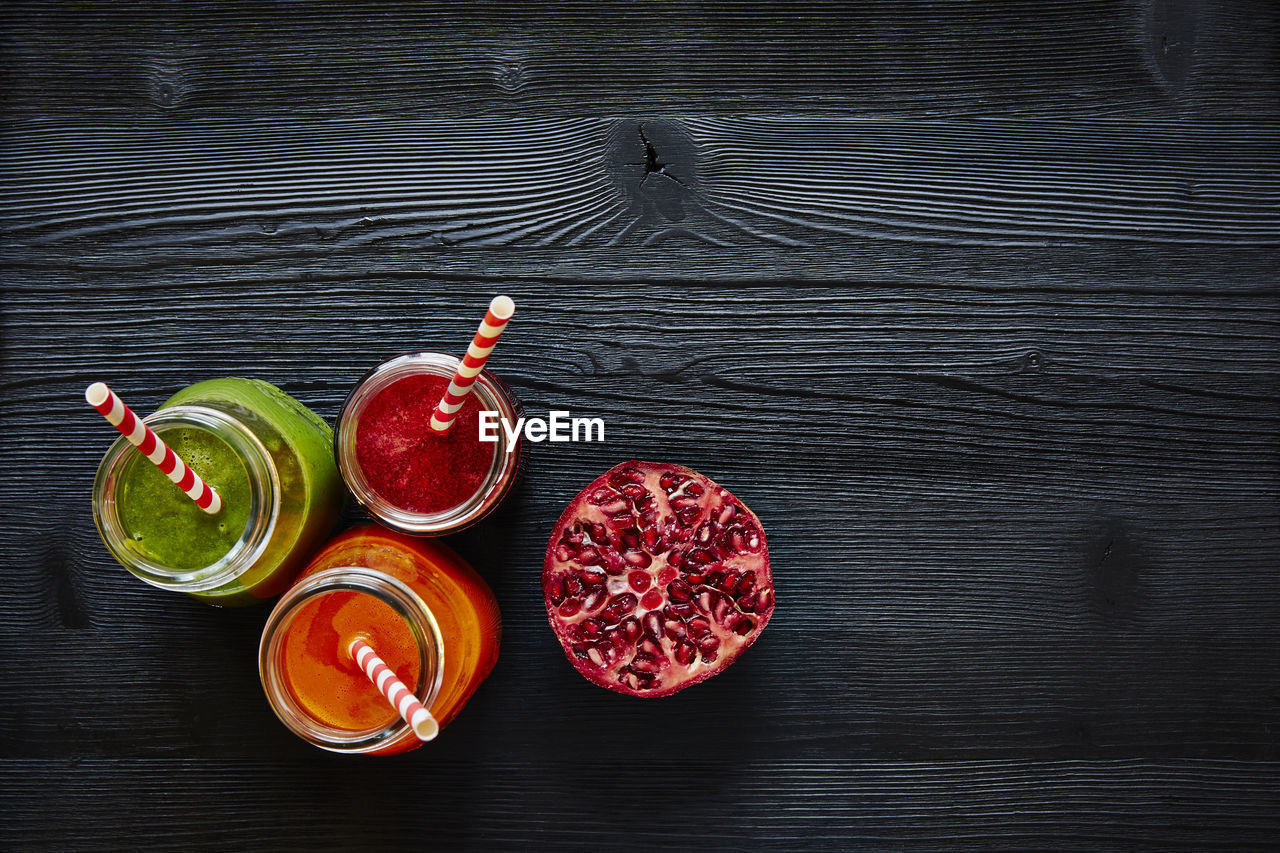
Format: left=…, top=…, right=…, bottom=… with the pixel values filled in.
left=543, top=460, right=773, bottom=697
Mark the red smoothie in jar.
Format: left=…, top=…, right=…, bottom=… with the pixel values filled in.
left=354, top=374, right=495, bottom=515
left=335, top=351, right=525, bottom=536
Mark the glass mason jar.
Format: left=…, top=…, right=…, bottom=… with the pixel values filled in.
left=334, top=351, right=525, bottom=535
left=92, top=378, right=345, bottom=606
left=258, top=524, right=501, bottom=755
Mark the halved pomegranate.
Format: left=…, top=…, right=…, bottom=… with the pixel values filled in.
left=543, top=460, right=773, bottom=697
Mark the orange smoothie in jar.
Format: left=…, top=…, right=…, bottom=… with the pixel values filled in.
left=259, top=525, right=501, bottom=754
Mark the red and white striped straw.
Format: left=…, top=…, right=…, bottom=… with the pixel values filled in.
left=348, top=637, right=438, bottom=742
left=85, top=382, right=222, bottom=515
left=429, top=295, right=515, bottom=433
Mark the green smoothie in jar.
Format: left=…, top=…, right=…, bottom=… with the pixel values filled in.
left=93, top=378, right=345, bottom=606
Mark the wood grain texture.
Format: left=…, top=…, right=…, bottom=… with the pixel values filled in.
left=2, top=0, right=1279, bottom=849
left=4, top=759, right=1279, bottom=851
left=1, top=0, right=1277, bottom=120
left=3, top=117, right=1278, bottom=263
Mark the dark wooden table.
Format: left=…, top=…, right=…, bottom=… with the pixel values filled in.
left=3, top=2, right=1279, bottom=849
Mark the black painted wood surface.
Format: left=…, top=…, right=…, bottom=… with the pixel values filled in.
left=2, top=1, right=1279, bottom=849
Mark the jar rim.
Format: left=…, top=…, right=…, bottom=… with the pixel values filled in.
left=334, top=351, right=522, bottom=535
left=258, top=565, right=445, bottom=753
left=91, top=404, right=280, bottom=592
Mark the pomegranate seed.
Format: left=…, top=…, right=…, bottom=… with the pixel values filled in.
left=746, top=530, right=760, bottom=551
left=736, top=571, right=757, bottom=598
left=638, top=637, right=663, bottom=658
left=624, top=550, right=652, bottom=568
left=683, top=572, right=707, bottom=586
left=628, top=570, right=652, bottom=592
left=659, top=472, right=679, bottom=492
left=583, top=589, right=607, bottom=612
left=696, top=590, right=714, bottom=613
left=640, top=589, right=663, bottom=610
left=619, top=671, right=639, bottom=690
left=669, top=602, right=695, bottom=619
left=567, top=625, right=584, bottom=642
left=572, top=643, right=590, bottom=659
left=696, top=522, right=717, bottom=544
left=558, top=600, right=581, bottom=618
left=755, top=589, right=773, bottom=613
left=686, top=548, right=713, bottom=567
left=698, top=635, right=720, bottom=654
left=587, top=646, right=605, bottom=666
left=643, top=611, right=663, bottom=639
left=589, top=522, right=608, bottom=543
left=641, top=525, right=660, bottom=551
left=603, top=593, right=637, bottom=623
left=713, top=595, right=731, bottom=624
left=684, top=482, right=704, bottom=497
left=653, top=529, right=671, bottom=553
left=705, top=571, right=725, bottom=589
left=687, top=617, right=711, bottom=639
left=676, top=507, right=700, bottom=526
left=665, top=621, right=687, bottom=640
left=720, top=570, right=742, bottom=596
left=620, top=483, right=646, bottom=498
left=581, top=619, right=603, bottom=637
left=578, top=547, right=602, bottom=566
left=674, top=641, right=697, bottom=666
left=615, top=466, right=645, bottom=484
left=732, top=616, right=755, bottom=635
left=667, top=579, right=693, bottom=602
left=718, top=504, right=737, bottom=525
left=555, top=545, right=572, bottom=562
left=657, top=567, right=678, bottom=585
left=599, top=498, right=629, bottom=515
left=565, top=576, right=583, bottom=597
left=667, top=551, right=685, bottom=570
left=589, top=488, right=615, bottom=504
left=547, top=578, right=565, bottom=605
left=701, top=650, right=718, bottom=664
left=582, top=569, right=606, bottom=587
left=620, top=617, right=642, bottom=643
left=631, top=655, right=660, bottom=673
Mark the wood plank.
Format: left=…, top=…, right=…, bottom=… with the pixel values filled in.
left=2, top=0, right=1276, bottom=120
left=3, top=117, right=1278, bottom=275
left=3, top=758, right=1278, bottom=850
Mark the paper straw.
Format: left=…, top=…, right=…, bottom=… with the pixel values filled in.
left=429, top=295, right=515, bottom=433
left=85, top=382, right=222, bottom=514
left=348, top=637, right=438, bottom=742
